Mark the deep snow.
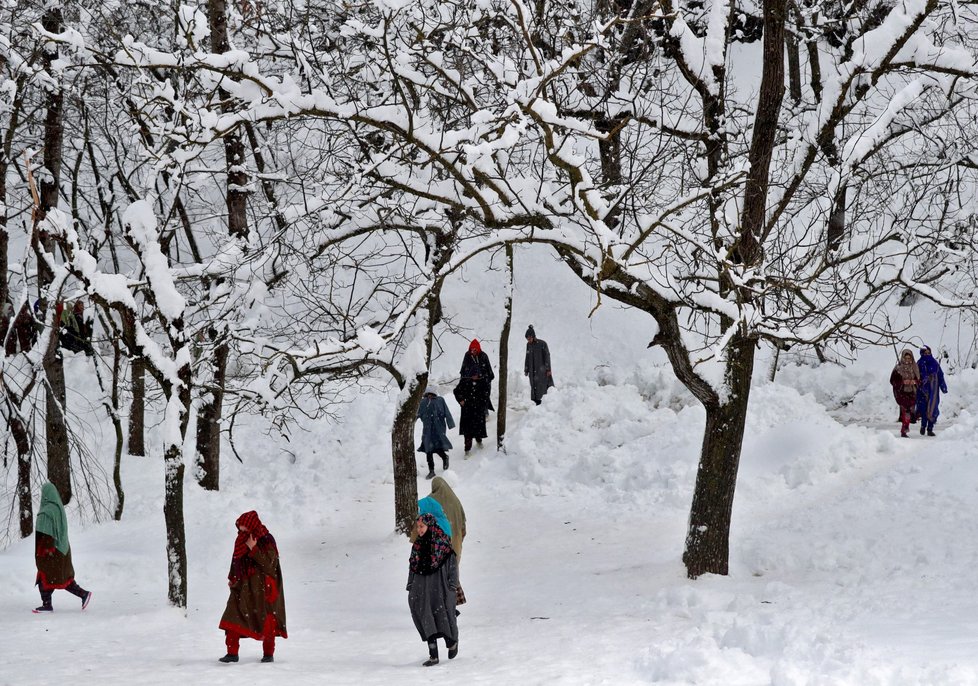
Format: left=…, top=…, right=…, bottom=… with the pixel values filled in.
left=3, top=247, right=978, bottom=685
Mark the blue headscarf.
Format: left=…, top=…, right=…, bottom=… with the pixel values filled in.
left=418, top=496, right=452, bottom=538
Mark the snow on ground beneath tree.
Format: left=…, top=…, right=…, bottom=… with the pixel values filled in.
left=5, top=257, right=978, bottom=683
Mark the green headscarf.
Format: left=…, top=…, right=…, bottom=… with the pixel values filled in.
left=36, top=482, right=70, bottom=555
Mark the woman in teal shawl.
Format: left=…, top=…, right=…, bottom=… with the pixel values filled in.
left=418, top=496, right=451, bottom=538
left=33, top=482, right=92, bottom=613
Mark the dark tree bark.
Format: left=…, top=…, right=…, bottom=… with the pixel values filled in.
left=391, top=269, right=448, bottom=534
left=12, top=411, right=33, bottom=537
left=38, top=3, right=71, bottom=505
left=827, top=185, right=847, bottom=254
left=736, top=0, right=786, bottom=266
left=392, top=378, right=426, bottom=534
left=195, top=335, right=228, bottom=491
left=496, top=245, right=513, bottom=450
left=129, top=357, right=146, bottom=455
left=786, top=30, right=802, bottom=104
left=682, top=337, right=756, bottom=578
left=194, top=0, right=250, bottom=491
left=164, top=359, right=192, bottom=607
left=124, top=310, right=146, bottom=456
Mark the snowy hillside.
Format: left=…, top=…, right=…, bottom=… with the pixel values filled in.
left=3, top=250, right=978, bottom=685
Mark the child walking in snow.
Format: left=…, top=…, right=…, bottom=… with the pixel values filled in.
left=33, top=482, right=93, bottom=613
left=218, top=511, right=287, bottom=663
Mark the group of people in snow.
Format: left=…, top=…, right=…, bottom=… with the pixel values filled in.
left=417, top=325, right=554, bottom=479
left=889, top=345, right=948, bottom=438
left=31, top=475, right=468, bottom=668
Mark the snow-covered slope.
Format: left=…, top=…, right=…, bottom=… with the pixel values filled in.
left=2, top=247, right=977, bottom=685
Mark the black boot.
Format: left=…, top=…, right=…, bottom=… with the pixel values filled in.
left=425, top=454, right=435, bottom=480
left=261, top=655, right=274, bottom=663
left=442, top=454, right=449, bottom=471
left=218, top=654, right=239, bottom=663
left=448, top=640, right=459, bottom=659
left=423, top=640, right=439, bottom=666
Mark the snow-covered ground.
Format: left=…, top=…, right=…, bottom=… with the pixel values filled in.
left=3, top=250, right=978, bottom=685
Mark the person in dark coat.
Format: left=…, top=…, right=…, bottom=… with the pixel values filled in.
left=916, top=345, right=948, bottom=436
left=418, top=389, right=455, bottom=479
left=890, top=348, right=920, bottom=438
left=407, top=513, right=459, bottom=666
left=454, top=340, right=493, bottom=453
left=524, top=325, right=554, bottom=405
left=219, top=511, right=287, bottom=663
left=33, top=482, right=92, bottom=613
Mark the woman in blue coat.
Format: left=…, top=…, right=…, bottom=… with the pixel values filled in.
left=916, top=346, right=948, bottom=436
left=418, top=389, right=455, bottom=479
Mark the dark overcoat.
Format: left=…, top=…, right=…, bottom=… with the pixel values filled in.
left=407, top=553, right=459, bottom=643
left=418, top=395, right=455, bottom=453
left=525, top=339, right=555, bottom=403
left=454, top=378, right=490, bottom=439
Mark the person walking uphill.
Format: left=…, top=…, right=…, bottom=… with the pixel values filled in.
left=890, top=348, right=920, bottom=438
left=454, top=339, right=493, bottom=453
left=524, top=325, right=554, bottom=405
left=418, top=389, right=455, bottom=479
left=916, top=345, right=948, bottom=436
left=407, top=513, right=459, bottom=666
left=33, top=482, right=93, bottom=613
left=219, top=511, right=287, bottom=663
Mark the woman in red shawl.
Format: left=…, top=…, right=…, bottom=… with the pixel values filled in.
left=218, top=511, right=287, bottom=663
left=890, top=348, right=920, bottom=438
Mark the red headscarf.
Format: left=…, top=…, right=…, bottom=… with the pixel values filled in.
left=468, top=339, right=481, bottom=354
left=229, top=511, right=275, bottom=583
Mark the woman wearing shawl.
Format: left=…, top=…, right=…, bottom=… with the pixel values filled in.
left=454, top=339, right=494, bottom=453
left=33, top=482, right=92, bottom=613
left=431, top=477, right=467, bottom=606
left=916, top=346, right=948, bottom=436
left=890, top=348, right=921, bottom=438
left=407, top=512, right=459, bottom=666
left=218, top=511, right=287, bottom=663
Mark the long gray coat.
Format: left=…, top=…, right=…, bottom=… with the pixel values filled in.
left=407, top=553, right=459, bottom=642
left=417, top=395, right=454, bottom=453
left=525, top=339, right=555, bottom=403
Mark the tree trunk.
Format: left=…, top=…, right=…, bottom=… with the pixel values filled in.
left=129, top=357, right=146, bottom=455
left=164, top=360, right=192, bottom=607
left=497, top=245, right=513, bottom=450
left=44, top=348, right=71, bottom=503
left=683, top=337, right=756, bottom=578
left=208, top=0, right=250, bottom=242
left=13, top=412, right=33, bottom=537
left=827, top=184, right=847, bottom=254
left=195, top=339, right=228, bottom=491
left=392, top=380, right=425, bottom=534
left=38, top=3, right=71, bottom=505
left=786, top=30, right=802, bottom=104
left=110, top=337, right=125, bottom=520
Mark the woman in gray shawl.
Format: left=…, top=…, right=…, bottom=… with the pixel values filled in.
left=407, top=513, right=459, bottom=666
